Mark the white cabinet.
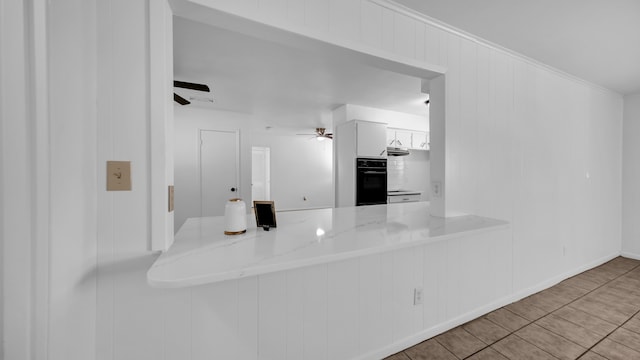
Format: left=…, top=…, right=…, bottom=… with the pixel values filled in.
left=411, top=131, right=429, bottom=150
left=386, top=130, right=396, bottom=147
left=356, top=121, right=387, bottom=158
left=388, top=128, right=430, bottom=150
left=387, top=128, right=411, bottom=148
left=335, top=120, right=387, bottom=207
left=395, top=130, right=412, bottom=148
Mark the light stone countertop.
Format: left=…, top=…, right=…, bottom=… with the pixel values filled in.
left=147, top=202, right=509, bottom=288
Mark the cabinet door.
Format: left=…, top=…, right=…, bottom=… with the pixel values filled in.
left=386, top=129, right=397, bottom=147
left=357, top=122, right=387, bottom=158
left=394, top=130, right=412, bottom=148
left=411, top=131, right=429, bottom=150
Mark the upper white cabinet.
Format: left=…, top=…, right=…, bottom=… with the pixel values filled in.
left=411, top=131, right=430, bottom=150
left=388, top=128, right=430, bottom=150
left=356, top=121, right=387, bottom=158
left=387, top=128, right=408, bottom=147
left=394, top=129, right=412, bottom=148
left=386, top=130, right=396, bottom=147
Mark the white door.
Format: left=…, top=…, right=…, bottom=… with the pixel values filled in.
left=251, top=146, right=271, bottom=204
left=200, top=129, right=239, bottom=217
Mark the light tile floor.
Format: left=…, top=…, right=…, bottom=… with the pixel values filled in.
left=386, top=257, right=640, bottom=360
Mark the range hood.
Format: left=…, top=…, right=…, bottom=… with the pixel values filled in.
left=387, top=147, right=410, bottom=156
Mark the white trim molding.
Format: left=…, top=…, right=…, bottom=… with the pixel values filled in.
left=149, top=0, right=175, bottom=251
left=369, top=0, right=620, bottom=96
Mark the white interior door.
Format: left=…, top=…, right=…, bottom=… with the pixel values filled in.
left=251, top=146, right=271, bottom=204
left=200, top=129, right=239, bottom=216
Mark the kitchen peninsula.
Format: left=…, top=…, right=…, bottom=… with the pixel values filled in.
left=148, top=202, right=508, bottom=288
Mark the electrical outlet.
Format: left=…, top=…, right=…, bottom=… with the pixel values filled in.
left=432, top=181, right=442, bottom=198
left=414, top=287, right=424, bottom=306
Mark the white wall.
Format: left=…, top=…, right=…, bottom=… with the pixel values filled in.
left=95, top=0, right=161, bottom=359
left=174, top=106, right=334, bottom=229
left=623, top=92, right=640, bottom=257
left=1, top=1, right=32, bottom=357
left=251, top=134, right=333, bottom=211
left=49, top=0, right=98, bottom=358
left=174, top=106, right=253, bottom=230
left=2, top=0, right=99, bottom=358
left=6, top=0, right=625, bottom=359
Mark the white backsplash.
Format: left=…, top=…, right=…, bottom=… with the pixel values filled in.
left=387, top=151, right=431, bottom=199
left=387, top=157, right=407, bottom=191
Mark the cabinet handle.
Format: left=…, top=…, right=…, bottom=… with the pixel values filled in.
left=379, top=149, right=386, bottom=156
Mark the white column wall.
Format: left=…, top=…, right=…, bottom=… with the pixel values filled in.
left=47, top=0, right=99, bottom=359
left=21, top=0, right=624, bottom=359
left=1, top=0, right=34, bottom=358
left=95, top=0, right=166, bottom=359
left=623, top=92, right=640, bottom=257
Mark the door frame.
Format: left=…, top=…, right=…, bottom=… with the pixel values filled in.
left=251, top=146, right=271, bottom=204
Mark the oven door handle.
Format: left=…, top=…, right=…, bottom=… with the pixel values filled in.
left=362, top=171, right=387, bottom=175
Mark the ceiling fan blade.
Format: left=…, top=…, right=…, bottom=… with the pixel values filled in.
left=174, top=80, right=210, bottom=92
left=174, top=93, right=191, bottom=105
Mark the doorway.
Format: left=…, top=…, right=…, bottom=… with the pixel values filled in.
left=200, top=129, right=240, bottom=217
left=251, top=146, right=271, bottom=205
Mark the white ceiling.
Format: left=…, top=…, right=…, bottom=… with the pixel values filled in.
left=173, top=17, right=429, bottom=132
left=395, top=0, right=640, bottom=95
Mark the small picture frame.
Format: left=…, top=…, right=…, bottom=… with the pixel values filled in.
left=253, top=201, right=277, bottom=230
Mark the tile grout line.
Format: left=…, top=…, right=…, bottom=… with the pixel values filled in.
left=395, top=259, right=640, bottom=360
left=573, top=269, right=640, bottom=358
left=528, top=262, right=640, bottom=359
left=460, top=260, right=640, bottom=359
left=551, top=263, right=640, bottom=359
left=457, top=308, right=548, bottom=360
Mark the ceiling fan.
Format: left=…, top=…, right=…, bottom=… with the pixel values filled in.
left=296, top=128, right=333, bottom=140
left=173, top=80, right=210, bottom=105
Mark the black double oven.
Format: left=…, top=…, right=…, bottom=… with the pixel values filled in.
left=356, top=158, right=387, bottom=206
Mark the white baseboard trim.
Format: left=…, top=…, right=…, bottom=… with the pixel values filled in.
left=508, top=251, right=620, bottom=303
left=355, top=294, right=517, bottom=360
left=621, top=252, right=640, bottom=261
left=358, top=251, right=621, bottom=360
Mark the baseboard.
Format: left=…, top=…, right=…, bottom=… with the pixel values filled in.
left=508, top=251, right=620, bottom=303
left=358, top=251, right=621, bottom=360
left=621, top=252, right=640, bottom=261
left=355, top=294, right=518, bottom=360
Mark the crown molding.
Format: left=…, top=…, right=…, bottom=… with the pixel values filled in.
left=369, top=0, right=620, bottom=96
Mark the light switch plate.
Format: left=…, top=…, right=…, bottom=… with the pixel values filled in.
left=168, top=185, right=174, bottom=212
left=106, top=161, right=131, bottom=191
